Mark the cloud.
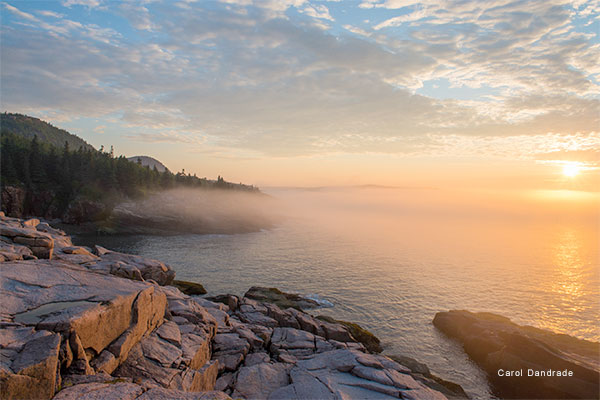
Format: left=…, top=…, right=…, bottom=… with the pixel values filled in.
left=301, top=4, right=334, bottom=21
left=0, top=0, right=598, bottom=160
left=3, top=3, right=39, bottom=22
left=535, top=149, right=600, bottom=164
left=126, top=131, right=207, bottom=145
left=61, top=0, right=102, bottom=8
left=118, top=3, right=156, bottom=31
left=374, top=8, right=429, bottom=29
left=36, top=10, right=65, bottom=18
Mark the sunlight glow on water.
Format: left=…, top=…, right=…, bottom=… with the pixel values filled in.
left=76, top=188, right=599, bottom=399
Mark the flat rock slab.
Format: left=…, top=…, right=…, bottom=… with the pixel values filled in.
left=0, top=260, right=166, bottom=391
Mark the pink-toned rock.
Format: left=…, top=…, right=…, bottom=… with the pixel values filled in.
left=0, top=328, right=61, bottom=400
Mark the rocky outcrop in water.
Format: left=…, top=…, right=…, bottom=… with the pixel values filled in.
left=0, top=215, right=452, bottom=399
left=433, top=310, right=600, bottom=399
left=0, top=213, right=175, bottom=285
left=243, top=287, right=321, bottom=310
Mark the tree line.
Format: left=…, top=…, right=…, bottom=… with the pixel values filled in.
left=0, top=131, right=258, bottom=216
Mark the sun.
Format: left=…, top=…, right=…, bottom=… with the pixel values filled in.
left=562, top=163, right=581, bottom=178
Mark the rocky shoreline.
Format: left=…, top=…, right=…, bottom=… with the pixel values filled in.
left=434, top=310, right=600, bottom=399
left=0, top=214, right=463, bottom=400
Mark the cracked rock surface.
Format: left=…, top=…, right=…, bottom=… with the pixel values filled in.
left=0, top=215, right=452, bottom=400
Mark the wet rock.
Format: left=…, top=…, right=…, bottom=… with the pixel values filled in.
left=244, top=287, right=320, bottom=310
left=172, top=280, right=207, bottom=295
left=434, top=310, right=600, bottom=399
left=388, top=354, right=468, bottom=399
left=317, top=315, right=382, bottom=353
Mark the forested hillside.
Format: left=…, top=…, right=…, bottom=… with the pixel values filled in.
left=0, top=114, right=259, bottom=223
left=1, top=113, right=94, bottom=151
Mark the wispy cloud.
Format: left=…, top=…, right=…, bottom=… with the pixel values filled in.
left=1, top=0, right=598, bottom=162
left=3, top=3, right=39, bottom=22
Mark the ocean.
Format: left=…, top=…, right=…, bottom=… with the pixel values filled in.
left=74, top=187, right=600, bottom=399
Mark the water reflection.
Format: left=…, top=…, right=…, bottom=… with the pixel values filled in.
left=553, top=229, right=584, bottom=299
left=536, top=227, right=598, bottom=337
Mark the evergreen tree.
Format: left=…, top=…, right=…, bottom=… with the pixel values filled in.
left=29, top=135, right=46, bottom=185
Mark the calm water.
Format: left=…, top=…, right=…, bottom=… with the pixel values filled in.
left=75, top=187, right=600, bottom=399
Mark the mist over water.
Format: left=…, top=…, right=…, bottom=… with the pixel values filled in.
left=77, top=186, right=600, bottom=399
left=110, top=188, right=280, bottom=234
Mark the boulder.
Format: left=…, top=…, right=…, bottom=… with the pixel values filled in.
left=207, top=294, right=239, bottom=312
left=0, top=241, right=34, bottom=262
left=231, top=362, right=291, bottom=399
left=52, top=382, right=145, bottom=400
left=172, top=280, right=207, bottom=295
left=244, top=287, right=320, bottom=310
left=316, top=315, right=382, bottom=353
left=268, top=349, right=445, bottom=400
left=388, top=355, right=468, bottom=398
left=434, top=310, right=600, bottom=399
left=115, top=337, right=220, bottom=392
left=0, top=328, right=61, bottom=400
left=137, top=388, right=231, bottom=400
left=88, top=249, right=175, bottom=286
left=62, top=198, right=108, bottom=224
left=0, top=222, right=55, bottom=259
left=0, top=260, right=166, bottom=380
left=60, top=246, right=94, bottom=256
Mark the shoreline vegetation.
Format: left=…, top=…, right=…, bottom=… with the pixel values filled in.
left=1, top=113, right=270, bottom=236
left=0, top=214, right=465, bottom=400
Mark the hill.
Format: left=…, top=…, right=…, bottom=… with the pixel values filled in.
left=127, top=155, right=168, bottom=172
left=1, top=113, right=260, bottom=228
left=0, top=112, right=94, bottom=151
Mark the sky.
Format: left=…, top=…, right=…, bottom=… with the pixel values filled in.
left=1, top=0, right=599, bottom=191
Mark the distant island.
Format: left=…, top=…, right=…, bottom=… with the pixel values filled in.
left=0, top=113, right=268, bottom=234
